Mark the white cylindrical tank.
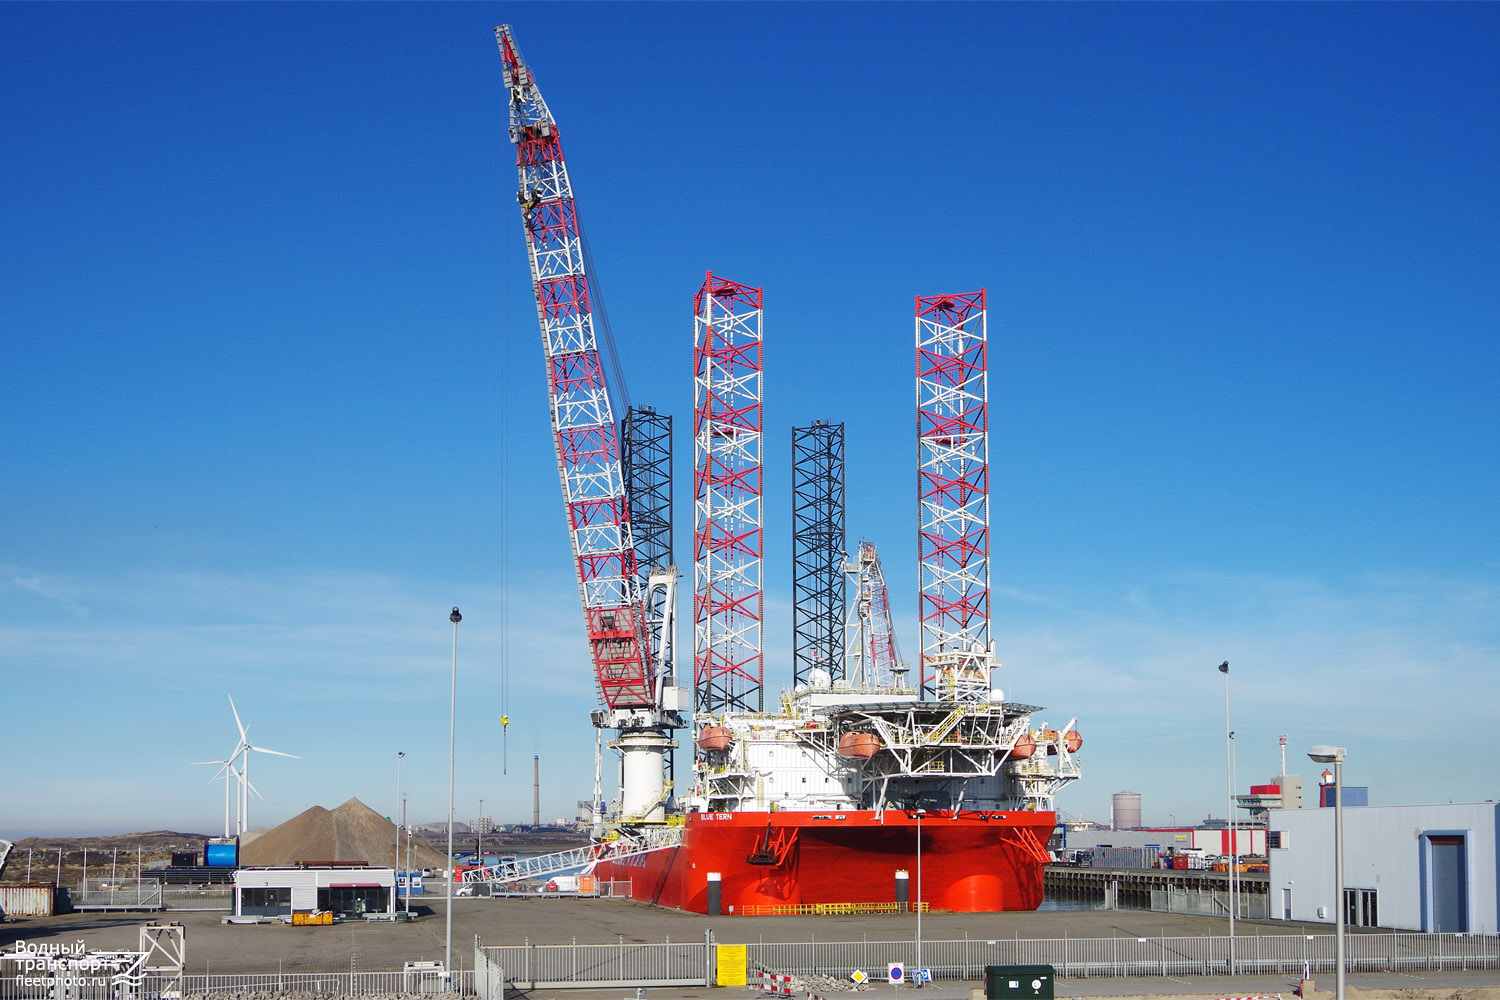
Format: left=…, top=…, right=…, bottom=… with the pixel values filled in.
left=614, top=730, right=674, bottom=822
left=1112, top=790, right=1142, bottom=830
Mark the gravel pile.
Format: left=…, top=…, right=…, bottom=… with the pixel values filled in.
left=241, top=798, right=450, bottom=870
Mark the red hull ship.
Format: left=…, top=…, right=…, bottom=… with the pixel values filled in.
left=486, top=24, right=1086, bottom=921
left=594, top=808, right=1057, bottom=914
left=585, top=676, right=1082, bottom=915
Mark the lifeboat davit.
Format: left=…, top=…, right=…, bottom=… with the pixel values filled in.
left=1064, top=730, right=1083, bottom=753
left=696, top=726, right=733, bottom=752
left=1008, top=733, right=1037, bottom=760
left=837, top=731, right=881, bottom=759
left=1040, top=729, right=1061, bottom=754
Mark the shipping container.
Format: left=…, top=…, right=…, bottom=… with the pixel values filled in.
left=0, top=884, right=57, bottom=916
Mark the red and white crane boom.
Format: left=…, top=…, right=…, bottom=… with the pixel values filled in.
left=495, top=26, right=662, bottom=721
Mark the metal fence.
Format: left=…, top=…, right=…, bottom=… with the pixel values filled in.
left=61, top=882, right=230, bottom=913
left=747, top=931, right=1500, bottom=980
left=1150, top=889, right=1270, bottom=919
left=479, top=931, right=1500, bottom=991
left=0, top=971, right=475, bottom=1000
left=70, top=880, right=163, bottom=910
left=5, top=933, right=1494, bottom=999
left=475, top=938, right=711, bottom=989
left=160, top=888, right=232, bottom=911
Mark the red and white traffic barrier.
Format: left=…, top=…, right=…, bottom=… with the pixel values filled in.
left=758, top=971, right=793, bottom=996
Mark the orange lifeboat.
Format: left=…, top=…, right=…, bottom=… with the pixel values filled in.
left=696, top=726, right=733, bottom=752
left=1064, top=730, right=1083, bottom=753
left=837, top=731, right=881, bottom=759
left=1008, top=733, right=1037, bottom=760
left=1040, top=729, right=1060, bottom=754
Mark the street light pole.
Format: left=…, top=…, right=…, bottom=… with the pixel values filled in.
left=1219, top=660, right=1235, bottom=974
left=479, top=798, right=485, bottom=860
left=445, top=607, right=462, bottom=991
left=396, top=751, right=404, bottom=876
left=1309, top=745, right=1347, bottom=1000
left=915, top=808, right=925, bottom=985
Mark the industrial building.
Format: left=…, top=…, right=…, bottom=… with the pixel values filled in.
left=1065, top=827, right=1266, bottom=857
left=233, top=866, right=395, bottom=920
left=1268, top=801, right=1498, bottom=932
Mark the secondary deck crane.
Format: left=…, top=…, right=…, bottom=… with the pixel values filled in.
left=495, top=26, right=682, bottom=823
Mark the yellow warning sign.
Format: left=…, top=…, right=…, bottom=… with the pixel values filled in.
left=716, top=944, right=748, bottom=986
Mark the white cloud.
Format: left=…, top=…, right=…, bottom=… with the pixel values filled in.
left=2, top=561, right=1495, bottom=834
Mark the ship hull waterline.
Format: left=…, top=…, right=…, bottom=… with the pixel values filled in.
left=592, top=809, right=1057, bottom=914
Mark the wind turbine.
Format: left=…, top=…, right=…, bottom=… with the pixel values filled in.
left=189, top=750, right=239, bottom=838
left=225, top=694, right=299, bottom=835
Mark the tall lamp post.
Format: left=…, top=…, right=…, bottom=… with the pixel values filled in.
left=915, top=808, right=926, bottom=985
left=402, top=794, right=411, bottom=918
left=1309, top=745, right=1347, bottom=1000
left=445, top=607, right=461, bottom=991
left=479, top=798, right=485, bottom=860
left=395, top=751, right=405, bottom=875
left=1219, top=660, right=1235, bottom=973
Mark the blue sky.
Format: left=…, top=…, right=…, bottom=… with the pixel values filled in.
left=2, top=2, right=1496, bottom=837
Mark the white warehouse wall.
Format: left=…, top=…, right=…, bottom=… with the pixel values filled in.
left=1269, top=802, right=1498, bottom=932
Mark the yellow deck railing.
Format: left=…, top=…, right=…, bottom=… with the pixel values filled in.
left=737, top=900, right=929, bottom=916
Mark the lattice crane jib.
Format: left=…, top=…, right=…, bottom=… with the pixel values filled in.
left=864, top=542, right=907, bottom=686
left=693, top=272, right=765, bottom=716
left=792, top=421, right=846, bottom=686
left=843, top=540, right=908, bottom=690
left=916, top=290, right=991, bottom=701
left=624, top=405, right=676, bottom=685
left=496, top=26, right=653, bottom=713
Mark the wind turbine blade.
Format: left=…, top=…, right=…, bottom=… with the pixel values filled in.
left=189, top=759, right=228, bottom=767
left=247, top=745, right=300, bottom=759
left=243, top=776, right=263, bottom=800
left=229, top=694, right=246, bottom=740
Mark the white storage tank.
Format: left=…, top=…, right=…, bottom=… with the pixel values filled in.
left=1112, top=790, right=1143, bottom=830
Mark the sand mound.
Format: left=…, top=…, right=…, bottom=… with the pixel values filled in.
left=241, top=798, right=450, bottom=869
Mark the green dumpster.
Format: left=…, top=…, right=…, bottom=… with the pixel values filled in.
left=984, top=965, right=1055, bottom=1000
